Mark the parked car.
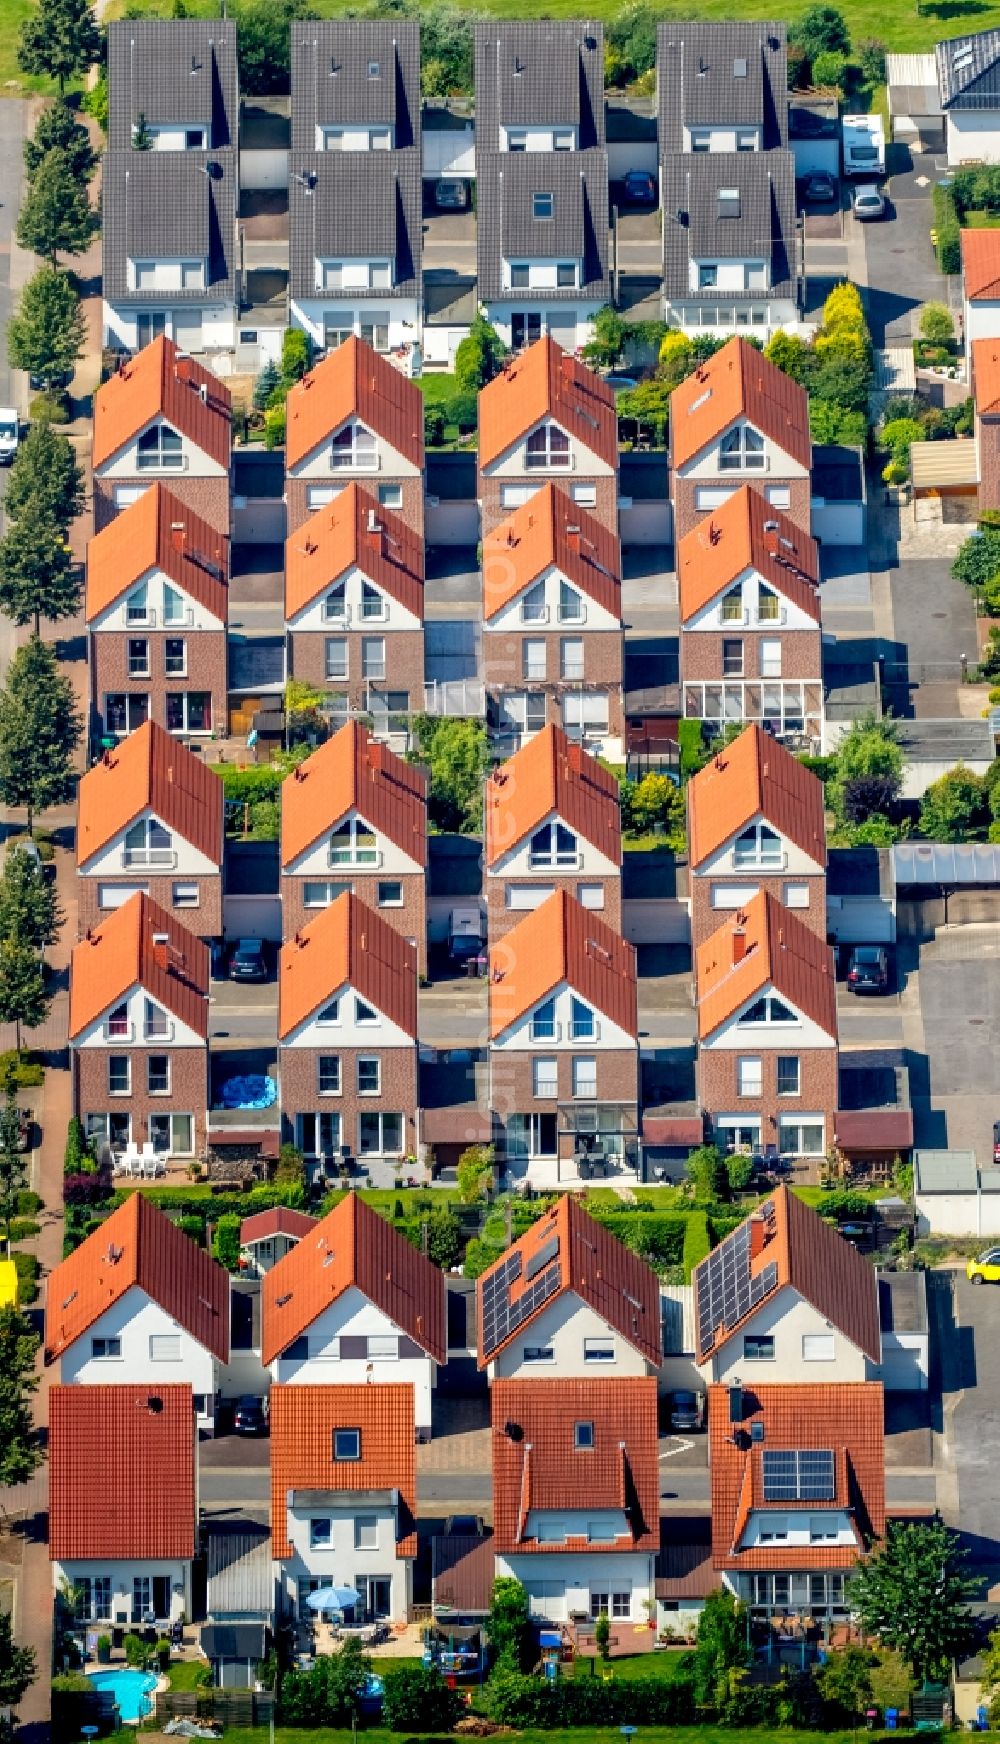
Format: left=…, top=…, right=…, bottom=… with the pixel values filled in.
left=233, top=1395, right=269, bottom=1435
left=993, top=1120, right=1000, bottom=1165
left=669, top=1390, right=705, bottom=1432
left=852, top=184, right=885, bottom=222
left=229, top=938, right=267, bottom=982
left=846, top=945, right=889, bottom=995
left=0, top=410, right=19, bottom=466
left=14, top=1110, right=34, bottom=1153
left=622, top=168, right=657, bottom=204
left=802, top=171, right=838, bottom=203
left=967, top=1249, right=1000, bottom=1285
left=435, top=179, right=469, bottom=210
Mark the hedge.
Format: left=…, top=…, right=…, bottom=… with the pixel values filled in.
left=13, top=1250, right=39, bottom=1304
left=112, top=1182, right=308, bottom=1217
left=212, top=1213, right=242, bottom=1270
left=482, top=1668, right=696, bottom=1728
left=682, top=1210, right=712, bottom=1280
left=0, top=1050, right=44, bottom=1088
left=592, top=1211, right=687, bottom=1267
left=931, top=182, right=961, bottom=275
left=677, top=718, right=705, bottom=777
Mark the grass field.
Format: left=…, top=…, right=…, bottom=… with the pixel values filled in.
left=565, top=1649, right=694, bottom=1680
left=166, top=1660, right=211, bottom=1691
left=217, top=1729, right=923, bottom=1744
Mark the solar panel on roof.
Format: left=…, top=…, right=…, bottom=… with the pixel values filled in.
left=694, top=1216, right=781, bottom=1354
left=762, top=1448, right=835, bottom=1502
left=480, top=1246, right=562, bottom=1358
left=525, top=1235, right=559, bottom=1283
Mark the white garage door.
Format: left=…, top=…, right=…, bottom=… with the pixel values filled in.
left=622, top=898, right=690, bottom=944
left=811, top=501, right=865, bottom=545
left=224, top=894, right=282, bottom=943
left=826, top=896, right=895, bottom=943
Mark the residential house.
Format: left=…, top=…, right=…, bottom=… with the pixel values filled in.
left=288, top=21, right=422, bottom=361
left=279, top=721, right=427, bottom=962
left=278, top=892, right=419, bottom=1175
left=69, top=892, right=211, bottom=1162
left=476, top=1193, right=661, bottom=1380
left=973, top=338, right=1000, bottom=512
left=936, top=30, right=1000, bottom=165
left=92, top=336, right=232, bottom=533
left=961, top=231, right=1000, bottom=369
left=484, top=724, right=622, bottom=941
left=103, top=21, right=238, bottom=357
left=474, top=22, right=610, bottom=352
left=285, top=482, right=424, bottom=718
left=489, top=889, right=639, bottom=1185
left=691, top=1185, right=881, bottom=1384
left=45, top=1191, right=229, bottom=1431
left=677, top=487, right=823, bottom=752
left=478, top=338, right=619, bottom=538
left=240, top=1208, right=318, bottom=1277
left=483, top=482, right=624, bottom=758
left=261, top=1192, right=445, bottom=1436
left=86, top=482, right=228, bottom=748
left=270, top=1383, right=417, bottom=1622
left=284, top=336, right=425, bottom=534
left=76, top=720, right=224, bottom=940
left=50, top=1383, right=197, bottom=1626
left=707, top=1380, right=884, bottom=1621
left=686, top=723, right=827, bottom=949
left=669, top=336, right=811, bottom=543
left=657, top=22, right=788, bottom=157
left=695, top=890, right=839, bottom=1162
left=492, top=1376, right=660, bottom=1649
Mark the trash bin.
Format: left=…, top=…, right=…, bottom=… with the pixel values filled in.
left=886, top=1709, right=898, bottom=1731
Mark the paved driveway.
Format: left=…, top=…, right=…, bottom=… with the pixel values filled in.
left=929, top=1270, right=1000, bottom=1585
left=863, top=155, right=953, bottom=345
left=886, top=557, right=977, bottom=717
left=913, top=927, right=1000, bottom=1160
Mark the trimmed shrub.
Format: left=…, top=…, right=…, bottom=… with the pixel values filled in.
left=683, top=1210, right=712, bottom=1280
left=211, top=1214, right=242, bottom=1271
left=932, top=182, right=961, bottom=275
left=7, top=1219, right=39, bottom=1241
left=13, top=1251, right=39, bottom=1303
left=64, top=1116, right=91, bottom=1175
left=382, top=1665, right=464, bottom=1732
left=15, top=1190, right=42, bottom=1216
left=63, top=1171, right=111, bottom=1206
left=0, top=1051, right=43, bottom=1088
left=482, top=1666, right=695, bottom=1727
left=678, top=717, right=706, bottom=777
left=593, top=1212, right=687, bottom=1267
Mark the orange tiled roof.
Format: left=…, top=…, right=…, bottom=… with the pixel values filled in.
left=677, top=484, right=819, bottom=622
left=973, top=337, right=1000, bottom=415
left=77, top=720, right=223, bottom=870
left=708, top=1381, right=885, bottom=1570
left=285, top=482, right=424, bottom=620
left=485, top=724, right=622, bottom=869
left=670, top=336, right=811, bottom=471
left=489, top=889, right=637, bottom=1040
left=280, top=720, right=427, bottom=870
left=93, top=336, right=231, bottom=470
left=50, top=1383, right=196, bottom=1561
left=86, top=482, right=228, bottom=623
left=68, top=892, right=210, bottom=1041
left=240, top=1207, right=318, bottom=1247
left=482, top=482, right=621, bottom=619
left=492, top=1377, right=660, bottom=1555
left=476, top=1194, right=661, bottom=1368
left=962, top=228, right=1000, bottom=301
left=279, top=891, right=417, bottom=1040
left=45, top=1191, right=229, bottom=1363
left=478, top=337, right=618, bottom=470
left=285, top=336, right=424, bottom=471
left=686, top=723, right=826, bottom=870
left=261, top=1192, right=446, bottom=1366
left=695, top=889, right=837, bottom=1041
left=270, top=1384, right=417, bottom=1559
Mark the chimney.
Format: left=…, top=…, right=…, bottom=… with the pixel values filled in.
left=175, top=356, right=194, bottom=385
left=566, top=523, right=581, bottom=542
left=170, top=521, right=186, bottom=553
left=566, top=741, right=584, bottom=777
left=732, top=929, right=747, bottom=966
left=370, top=739, right=388, bottom=775
left=749, top=1213, right=767, bottom=1261
left=152, top=938, right=169, bottom=971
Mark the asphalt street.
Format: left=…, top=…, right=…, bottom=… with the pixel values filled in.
left=929, top=1271, right=1000, bottom=1588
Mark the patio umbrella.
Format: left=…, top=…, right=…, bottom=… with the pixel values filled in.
left=306, top=1586, right=361, bottom=1613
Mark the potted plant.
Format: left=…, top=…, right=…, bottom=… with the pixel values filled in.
left=155, top=1638, right=171, bottom=1672
left=96, top=1634, right=112, bottom=1665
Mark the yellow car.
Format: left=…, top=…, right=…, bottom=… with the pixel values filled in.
left=967, top=1249, right=1000, bottom=1284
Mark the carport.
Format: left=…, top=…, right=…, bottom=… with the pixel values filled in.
left=893, top=840, right=1000, bottom=932
left=914, top=1149, right=1000, bottom=1236
left=811, top=444, right=866, bottom=546
left=910, top=440, right=979, bottom=527
left=886, top=53, right=944, bottom=149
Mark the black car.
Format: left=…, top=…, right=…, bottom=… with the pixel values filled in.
left=669, top=1390, right=704, bottom=1432
left=623, top=169, right=657, bottom=204
left=803, top=171, right=837, bottom=203
left=847, top=945, right=889, bottom=995
left=229, top=938, right=267, bottom=982
left=233, top=1395, right=269, bottom=1435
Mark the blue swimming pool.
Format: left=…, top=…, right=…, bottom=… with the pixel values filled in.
left=86, top=1668, right=158, bottom=1722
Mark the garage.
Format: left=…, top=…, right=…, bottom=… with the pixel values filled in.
left=224, top=842, right=281, bottom=944
left=826, top=847, right=896, bottom=944
left=811, top=445, right=866, bottom=546
left=914, top=1150, right=1000, bottom=1236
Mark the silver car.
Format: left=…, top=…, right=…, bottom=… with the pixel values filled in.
left=852, top=184, right=885, bottom=222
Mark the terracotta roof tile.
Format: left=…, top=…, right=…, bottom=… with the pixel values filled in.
left=670, top=336, right=810, bottom=471
left=281, top=720, right=427, bottom=870
left=485, top=724, right=622, bottom=869
left=69, top=892, right=210, bottom=1041
left=686, top=723, right=826, bottom=869
left=278, top=891, right=417, bottom=1041
left=270, top=1383, right=417, bottom=1558
left=46, top=1191, right=229, bottom=1363
left=478, top=337, right=618, bottom=470
left=677, top=484, right=819, bottom=622
left=432, top=1531, right=495, bottom=1613
left=50, top=1383, right=196, bottom=1561
left=477, top=1193, right=661, bottom=1368
left=77, top=720, right=224, bottom=870
left=963, top=228, right=1000, bottom=301
left=708, top=1381, right=885, bottom=1570
left=489, top=889, right=637, bottom=1040
left=86, top=482, right=228, bottom=622
left=285, top=336, right=424, bottom=471
left=483, top=482, right=621, bottom=619
left=93, top=336, right=231, bottom=471
left=240, top=1208, right=318, bottom=1246
left=655, top=1516, right=720, bottom=1599
left=973, top=337, right=1000, bottom=414
left=285, top=482, right=424, bottom=621
left=261, top=1191, right=445, bottom=1366
left=695, top=889, right=837, bottom=1040
left=492, top=1377, right=660, bottom=1554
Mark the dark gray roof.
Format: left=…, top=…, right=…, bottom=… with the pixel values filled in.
left=201, top=1623, right=269, bottom=1660
left=936, top=29, right=1000, bottom=109
left=102, top=148, right=236, bottom=306
left=827, top=846, right=891, bottom=898
left=657, top=21, right=787, bottom=154
left=224, top=841, right=280, bottom=897
left=476, top=150, right=610, bottom=302
left=812, top=443, right=863, bottom=502
left=428, top=832, right=483, bottom=896
left=107, top=20, right=237, bottom=151
left=878, top=1270, right=927, bottom=1336
left=290, top=20, right=420, bottom=150
left=788, top=100, right=839, bottom=140
left=475, top=20, right=605, bottom=150
left=660, top=149, right=796, bottom=300
left=288, top=150, right=421, bottom=301
left=205, top=1519, right=273, bottom=1620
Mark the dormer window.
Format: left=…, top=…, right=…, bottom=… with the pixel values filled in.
left=136, top=424, right=183, bottom=471
left=329, top=422, right=377, bottom=471
left=530, top=821, right=577, bottom=868
left=719, top=425, right=765, bottom=471
left=321, top=126, right=392, bottom=151
left=533, top=192, right=554, bottom=220
left=554, top=131, right=573, bottom=150
left=133, top=259, right=205, bottom=290
left=319, top=260, right=391, bottom=292
left=525, top=425, right=570, bottom=470
left=328, top=817, right=377, bottom=866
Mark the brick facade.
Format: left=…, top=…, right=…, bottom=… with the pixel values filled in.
left=487, top=876, right=622, bottom=944
left=93, top=474, right=231, bottom=536
left=285, top=476, right=425, bottom=537
left=279, top=1044, right=419, bottom=1158
left=696, top=1046, right=839, bottom=1149
left=679, top=629, right=823, bottom=682
left=281, top=873, right=427, bottom=976
left=978, top=412, right=1000, bottom=513
left=287, top=629, right=425, bottom=716
left=78, top=874, right=223, bottom=942
left=479, top=474, right=618, bottom=539
left=672, top=475, right=811, bottom=545
left=90, top=630, right=227, bottom=741
left=484, top=632, right=623, bottom=707
left=689, top=875, right=827, bottom=952
left=74, top=1046, right=209, bottom=1154
left=490, top=1048, right=638, bottom=1162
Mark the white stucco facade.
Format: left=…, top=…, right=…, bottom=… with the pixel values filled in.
left=53, top=1557, right=191, bottom=1626
left=79, top=812, right=219, bottom=881
left=269, top=1286, right=435, bottom=1431
left=286, top=563, right=421, bottom=634
left=697, top=1284, right=876, bottom=1386
left=95, top=421, right=228, bottom=483
left=283, top=815, right=423, bottom=881
left=103, top=302, right=237, bottom=355
left=58, top=1286, right=221, bottom=1430
left=496, top=1549, right=655, bottom=1622
left=290, top=299, right=422, bottom=360
left=488, top=1290, right=654, bottom=1382
left=90, top=569, right=226, bottom=636
left=490, top=979, right=635, bottom=1052
left=277, top=1494, right=412, bottom=1621
left=947, top=110, right=1000, bottom=165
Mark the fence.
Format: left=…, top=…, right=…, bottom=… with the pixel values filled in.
left=154, top=1688, right=275, bottom=1727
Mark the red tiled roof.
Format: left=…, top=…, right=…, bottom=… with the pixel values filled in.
left=973, top=337, right=1000, bottom=415
left=86, top=482, right=228, bottom=623
left=285, top=336, right=424, bottom=471
left=77, top=720, right=223, bottom=870
left=280, top=720, right=427, bottom=870
left=641, top=1115, right=705, bottom=1147
left=482, top=482, right=621, bottom=619
left=69, top=892, right=210, bottom=1041
left=708, top=1381, right=885, bottom=1570
left=670, top=337, right=811, bottom=471
left=677, top=484, right=819, bottom=622
left=478, top=337, right=618, bottom=470
left=963, top=228, right=1000, bottom=301
left=261, top=1191, right=446, bottom=1366
left=270, top=1383, right=417, bottom=1559
left=695, top=890, right=837, bottom=1041
left=686, top=723, right=827, bottom=870
left=93, top=336, right=231, bottom=471
left=655, top=1516, right=720, bottom=1599
left=278, top=892, right=417, bottom=1040
left=489, top=889, right=637, bottom=1040
left=285, top=482, right=424, bottom=620
left=835, top=1109, right=914, bottom=1151
left=50, top=1383, right=196, bottom=1561
left=492, top=1377, right=660, bottom=1555
left=485, top=724, right=622, bottom=869
left=432, top=1531, right=495, bottom=1613
left=45, top=1191, right=230, bottom=1363
left=477, top=1194, right=661, bottom=1368
left=240, top=1208, right=318, bottom=1247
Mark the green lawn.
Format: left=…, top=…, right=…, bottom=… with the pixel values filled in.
left=166, top=1659, right=211, bottom=1691
left=964, top=210, right=1000, bottom=230
left=216, top=1730, right=924, bottom=1744
left=566, top=1650, right=694, bottom=1681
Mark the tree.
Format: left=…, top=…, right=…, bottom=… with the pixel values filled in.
left=849, top=1520, right=977, bottom=1680
left=382, top=1665, right=464, bottom=1732
left=692, top=1588, right=752, bottom=1708
left=856, top=37, right=887, bottom=85
left=454, top=313, right=507, bottom=392
left=457, top=1143, right=494, bottom=1204
left=920, top=301, right=955, bottom=346
left=840, top=772, right=901, bottom=826
left=725, top=1150, right=755, bottom=1193
left=4, top=422, right=85, bottom=533
left=424, top=1205, right=461, bottom=1269
left=605, top=1, right=657, bottom=84
left=281, top=325, right=313, bottom=385
left=594, top=1610, right=611, bottom=1661
left=0, top=1075, right=29, bottom=1245
left=0, top=939, right=50, bottom=1052
left=0, top=1307, right=42, bottom=1488
left=7, top=268, right=85, bottom=387
left=252, top=359, right=281, bottom=412
left=657, top=329, right=695, bottom=389
left=486, top=1576, right=533, bottom=1671
left=686, top=1143, right=730, bottom=1203
left=581, top=304, right=629, bottom=372
left=18, top=0, right=100, bottom=92
left=24, top=100, right=96, bottom=183
left=812, top=49, right=847, bottom=91
left=409, top=716, right=489, bottom=834
left=418, top=6, right=475, bottom=99
left=131, top=110, right=152, bottom=149
left=830, top=713, right=902, bottom=826
left=822, top=279, right=867, bottom=335
left=764, top=328, right=814, bottom=385
left=0, top=1610, right=36, bottom=1719
left=919, top=765, right=990, bottom=843
left=954, top=527, right=1000, bottom=594
left=0, top=516, right=80, bottom=633
left=617, top=380, right=670, bottom=444
left=978, top=1621, right=1000, bottom=1721
left=816, top=1645, right=875, bottom=1727
left=797, top=5, right=850, bottom=62
left=15, top=149, right=94, bottom=265
left=0, top=636, right=82, bottom=834
left=232, top=0, right=293, bottom=95
left=279, top=1635, right=370, bottom=1726
left=0, top=843, right=62, bottom=951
